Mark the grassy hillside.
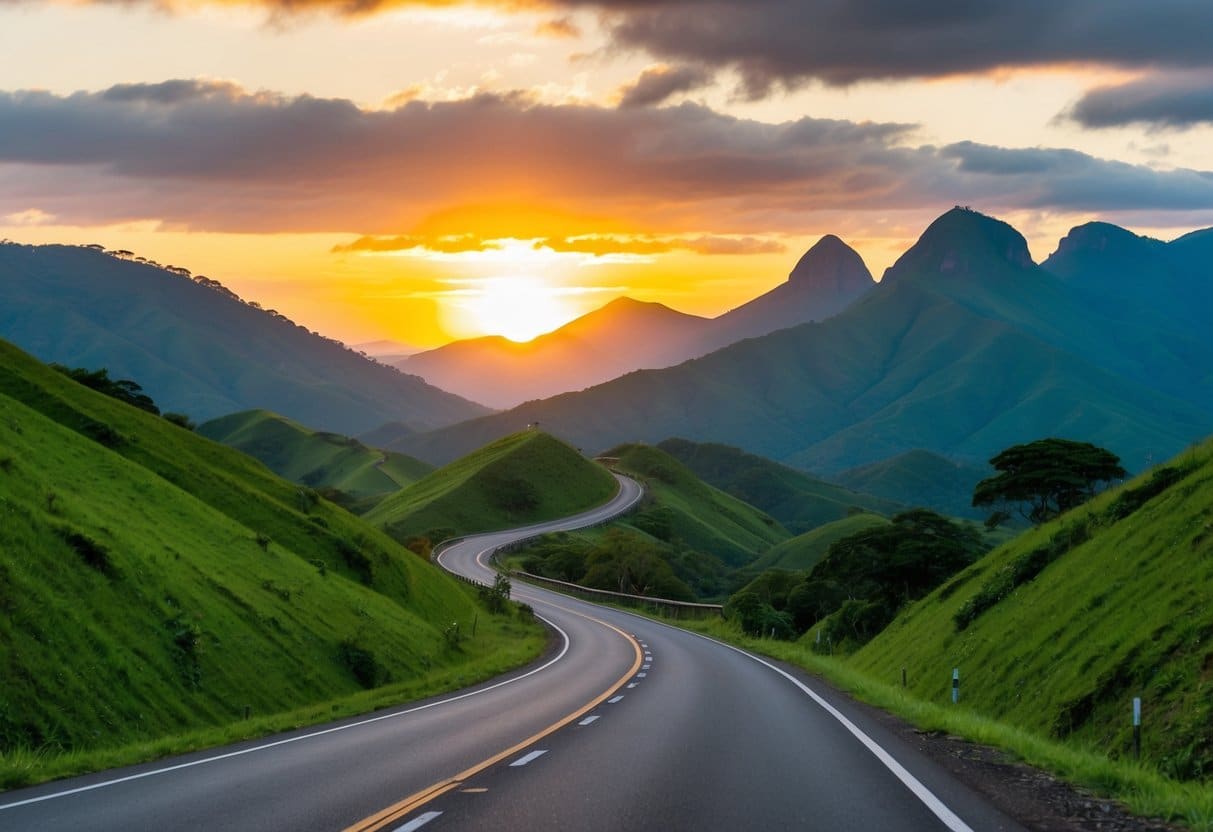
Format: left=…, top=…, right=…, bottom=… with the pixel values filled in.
left=849, top=440, right=1213, bottom=779
left=831, top=449, right=991, bottom=519
left=749, top=513, right=890, bottom=572
left=606, top=443, right=789, bottom=567
left=365, top=430, right=617, bottom=545
left=657, top=438, right=902, bottom=533
left=199, top=409, right=432, bottom=507
left=0, top=339, right=541, bottom=784
left=0, top=242, right=487, bottom=433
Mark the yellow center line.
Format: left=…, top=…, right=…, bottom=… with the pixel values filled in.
left=343, top=604, right=643, bottom=832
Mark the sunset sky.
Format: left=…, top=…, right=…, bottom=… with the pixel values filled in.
left=3, top=1, right=1213, bottom=347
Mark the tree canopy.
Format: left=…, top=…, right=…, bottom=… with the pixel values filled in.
left=973, top=438, right=1126, bottom=525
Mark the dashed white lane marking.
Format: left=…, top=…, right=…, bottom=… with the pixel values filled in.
left=608, top=695, right=625, bottom=704
left=395, top=811, right=442, bottom=831
left=509, top=750, right=548, bottom=768
left=637, top=673, right=647, bottom=678
left=626, top=683, right=638, bottom=689
left=641, top=643, right=648, bottom=648
left=642, top=664, right=651, bottom=670
left=578, top=716, right=600, bottom=726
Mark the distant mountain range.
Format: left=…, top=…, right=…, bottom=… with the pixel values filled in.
left=398, top=234, right=875, bottom=408
left=389, top=208, right=1213, bottom=474
left=0, top=244, right=487, bottom=435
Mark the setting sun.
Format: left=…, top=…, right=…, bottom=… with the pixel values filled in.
left=454, top=276, right=577, bottom=343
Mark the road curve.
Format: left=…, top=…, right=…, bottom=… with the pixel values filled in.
left=0, top=474, right=1024, bottom=831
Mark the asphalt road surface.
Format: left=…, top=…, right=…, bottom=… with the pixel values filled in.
left=0, top=475, right=1025, bottom=831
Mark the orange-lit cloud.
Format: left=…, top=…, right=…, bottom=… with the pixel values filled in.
left=536, top=234, right=784, bottom=256
left=3, top=80, right=1213, bottom=246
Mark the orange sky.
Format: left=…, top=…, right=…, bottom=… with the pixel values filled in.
left=3, top=1, right=1213, bottom=348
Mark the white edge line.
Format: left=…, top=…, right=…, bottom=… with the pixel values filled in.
left=395, top=810, right=443, bottom=832
left=0, top=616, right=572, bottom=812
left=604, top=608, right=975, bottom=832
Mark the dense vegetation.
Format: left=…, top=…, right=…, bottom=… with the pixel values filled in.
left=0, top=338, right=542, bottom=786
left=831, top=449, right=991, bottom=519
left=726, top=510, right=984, bottom=643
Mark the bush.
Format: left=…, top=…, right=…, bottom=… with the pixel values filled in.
left=337, top=639, right=384, bottom=688
left=479, top=573, right=512, bottom=614
left=58, top=529, right=116, bottom=576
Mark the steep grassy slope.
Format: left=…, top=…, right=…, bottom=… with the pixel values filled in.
left=831, top=449, right=991, bottom=519
left=657, top=438, right=902, bottom=533
left=365, top=430, right=617, bottom=544
left=850, top=440, right=1213, bottom=778
left=604, top=444, right=789, bottom=567
left=0, top=339, right=538, bottom=770
left=199, top=410, right=432, bottom=506
left=0, top=243, right=487, bottom=433
left=749, top=514, right=890, bottom=572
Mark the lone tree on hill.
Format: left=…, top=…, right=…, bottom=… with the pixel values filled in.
left=973, top=438, right=1126, bottom=526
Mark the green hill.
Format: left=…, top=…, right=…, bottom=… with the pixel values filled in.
left=365, top=430, right=617, bottom=545
left=605, top=443, right=790, bottom=568
left=0, top=242, right=487, bottom=434
left=831, top=449, right=991, bottom=519
left=199, top=409, right=432, bottom=508
left=849, top=440, right=1213, bottom=778
left=750, top=514, right=890, bottom=572
left=657, top=438, right=902, bottom=533
left=0, top=338, right=539, bottom=784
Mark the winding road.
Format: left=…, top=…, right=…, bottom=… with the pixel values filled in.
left=0, top=475, right=1024, bottom=831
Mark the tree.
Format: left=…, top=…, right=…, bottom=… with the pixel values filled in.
left=973, top=438, right=1126, bottom=525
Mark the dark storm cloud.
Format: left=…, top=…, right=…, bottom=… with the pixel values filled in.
left=2, top=81, right=1213, bottom=235
left=616, top=64, right=713, bottom=108
left=1066, top=71, right=1213, bottom=129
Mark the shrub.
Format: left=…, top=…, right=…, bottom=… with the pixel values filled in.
left=58, top=529, right=116, bottom=576
left=337, top=639, right=384, bottom=688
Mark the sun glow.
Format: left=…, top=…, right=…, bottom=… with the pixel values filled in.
left=451, top=276, right=577, bottom=343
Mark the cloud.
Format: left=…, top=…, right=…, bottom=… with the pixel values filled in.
left=616, top=64, right=713, bottom=108
left=596, top=0, right=1213, bottom=94
left=2, top=79, right=1213, bottom=239
left=537, top=233, right=784, bottom=255
left=1065, top=71, right=1213, bottom=130
left=22, top=0, right=1213, bottom=92
left=332, top=233, right=500, bottom=253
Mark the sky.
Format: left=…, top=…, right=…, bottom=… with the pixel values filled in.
left=3, top=0, right=1213, bottom=348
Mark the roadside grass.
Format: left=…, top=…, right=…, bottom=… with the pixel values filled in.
left=0, top=599, right=545, bottom=791
left=0, top=338, right=549, bottom=790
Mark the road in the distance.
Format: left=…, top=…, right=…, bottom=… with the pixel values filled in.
left=0, top=474, right=1024, bottom=831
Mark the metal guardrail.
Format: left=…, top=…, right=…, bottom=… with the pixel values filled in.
left=508, top=570, right=723, bottom=619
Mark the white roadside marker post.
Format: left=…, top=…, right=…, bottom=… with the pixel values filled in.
left=952, top=668, right=959, bottom=704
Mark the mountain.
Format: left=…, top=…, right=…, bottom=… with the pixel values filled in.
left=391, top=209, right=1213, bottom=474
left=198, top=410, right=433, bottom=509
left=394, top=236, right=873, bottom=410
left=364, top=430, right=617, bottom=545
left=0, top=243, right=488, bottom=434
left=656, top=438, right=902, bottom=533
left=0, top=337, right=530, bottom=767
left=703, top=234, right=874, bottom=350
left=850, top=439, right=1213, bottom=777
left=400, top=297, right=711, bottom=409
left=831, top=449, right=991, bottom=519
